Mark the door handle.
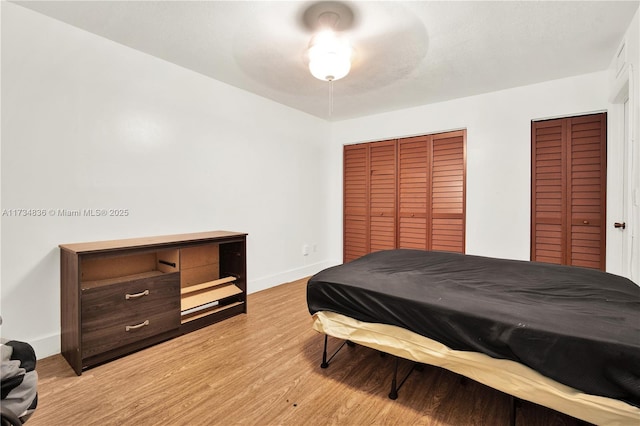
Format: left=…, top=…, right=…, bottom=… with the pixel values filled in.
left=614, top=222, right=626, bottom=229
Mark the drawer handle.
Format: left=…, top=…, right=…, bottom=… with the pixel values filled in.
left=125, top=289, right=149, bottom=300
left=125, top=320, right=149, bottom=332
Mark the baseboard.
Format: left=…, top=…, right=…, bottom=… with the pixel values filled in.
left=30, top=332, right=60, bottom=360
left=247, top=259, right=340, bottom=294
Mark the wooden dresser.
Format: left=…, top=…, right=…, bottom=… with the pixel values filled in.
left=60, top=231, right=247, bottom=375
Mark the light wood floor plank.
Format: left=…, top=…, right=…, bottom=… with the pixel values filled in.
left=29, top=278, right=590, bottom=425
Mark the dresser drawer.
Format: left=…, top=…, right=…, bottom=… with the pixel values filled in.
left=81, top=272, right=180, bottom=358
left=81, top=310, right=179, bottom=359
left=82, top=272, right=180, bottom=322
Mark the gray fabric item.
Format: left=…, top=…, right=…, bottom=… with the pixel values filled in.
left=1, top=340, right=38, bottom=423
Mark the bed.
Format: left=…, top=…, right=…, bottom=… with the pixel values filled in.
left=307, top=249, right=640, bottom=425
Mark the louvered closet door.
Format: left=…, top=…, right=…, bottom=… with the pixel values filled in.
left=398, top=136, right=429, bottom=249
left=568, top=114, right=606, bottom=269
left=430, top=131, right=466, bottom=253
left=343, top=130, right=466, bottom=263
left=531, top=113, right=606, bottom=270
left=369, top=140, right=397, bottom=252
left=531, top=120, right=565, bottom=265
left=343, top=144, right=369, bottom=262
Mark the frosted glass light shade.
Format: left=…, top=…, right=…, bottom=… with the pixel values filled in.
left=308, top=30, right=352, bottom=81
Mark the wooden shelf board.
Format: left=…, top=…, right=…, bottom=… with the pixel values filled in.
left=181, top=283, right=243, bottom=312
left=81, top=270, right=165, bottom=290
left=181, top=276, right=237, bottom=295
left=180, top=301, right=244, bottom=324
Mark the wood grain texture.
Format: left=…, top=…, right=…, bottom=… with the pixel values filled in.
left=531, top=119, right=565, bottom=265
left=568, top=114, right=606, bottom=269
left=81, top=272, right=180, bottom=358
left=369, top=140, right=397, bottom=252
left=180, top=283, right=242, bottom=311
left=35, top=278, right=591, bottom=426
left=344, top=144, right=369, bottom=262
left=399, top=136, right=429, bottom=249
left=81, top=252, right=158, bottom=283
left=430, top=131, right=465, bottom=253
left=60, top=250, right=81, bottom=375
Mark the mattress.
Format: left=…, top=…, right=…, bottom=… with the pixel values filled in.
left=307, top=250, right=640, bottom=407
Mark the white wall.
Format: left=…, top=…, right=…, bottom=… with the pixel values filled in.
left=329, top=72, right=613, bottom=263
left=1, top=3, right=332, bottom=358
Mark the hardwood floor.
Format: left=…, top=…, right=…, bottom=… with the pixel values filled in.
left=30, top=278, right=590, bottom=425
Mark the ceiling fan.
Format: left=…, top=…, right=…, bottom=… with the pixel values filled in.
left=300, top=1, right=356, bottom=82
left=295, top=1, right=428, bottom=89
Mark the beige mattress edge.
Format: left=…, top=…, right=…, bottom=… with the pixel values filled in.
left=312, top=311, right=640, bottom=426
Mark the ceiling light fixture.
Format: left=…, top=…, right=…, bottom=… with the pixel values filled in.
left=307, top=12, right=352, bottom=82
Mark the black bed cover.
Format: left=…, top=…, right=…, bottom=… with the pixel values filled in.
left=307, top=250, right=640, bottom=406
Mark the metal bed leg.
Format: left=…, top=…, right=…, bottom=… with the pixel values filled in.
left=321, top=335, right=329, bottom=368
left=388, top=357, right=399, bottom=400
left=388, top=356, right=420, bottom=400
left=320, top=335, right=353, bottom=369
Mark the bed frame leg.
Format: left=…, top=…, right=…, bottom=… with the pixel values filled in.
left=321, top=335, right=329, bottom=368
left=388, top=356, right=399, bottom=400
left=320, top=335, right=353, bottom=369
left=387, top=356, right=420, bottom=400
left=509, top=395, right=520, bottom=426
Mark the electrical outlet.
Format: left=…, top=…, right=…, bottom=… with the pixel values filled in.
left=302, top=244, right=310, bottom=256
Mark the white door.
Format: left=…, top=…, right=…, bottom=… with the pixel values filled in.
left=609, top=67, right=635, bottom=281
left=621, top=98, right=633, bottom=279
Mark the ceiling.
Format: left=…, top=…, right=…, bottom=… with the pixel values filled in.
left=13, top=1, right=640, bottom=121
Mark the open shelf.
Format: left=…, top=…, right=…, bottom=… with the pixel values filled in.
left=181, top=281, right=242, bottom=312
left=181, top=301, right=244, bottom=323
left=80, top=249, right=180, bottom=290
left=178, top=243, right=245, bottom=324
left=180, top=244, right=219, bottom=287
left=181, top=276, right=237, bottom=296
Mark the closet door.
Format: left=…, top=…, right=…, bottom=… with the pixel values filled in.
left=430, top=131, right=466, bottom=253
left=343, top=130, right=466, bottom=263
left=343, top=144, right=369, bottom=262
left=531, top=113, right=606, bottom=270
left=369, top=140, right=397, bottom=252
left=567, top=114, right=606, bottom=269
left=531, top=119, right=566, bottom=265
left=398, top=136, right=429, bottom=249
